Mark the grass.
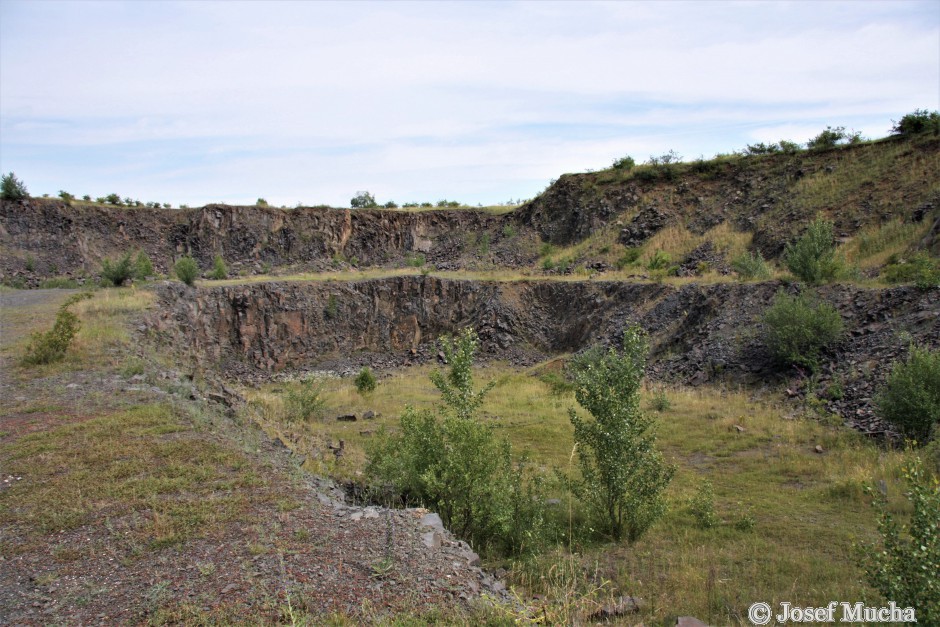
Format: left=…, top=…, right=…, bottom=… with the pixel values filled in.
left=791, top=138, right=940, bottom=218
left=841, top=217, right=934, bottom=271
left=0, top=403, right=262, bottom=548
left=3, top=288, right=157, bottom=377
left=245, top=363, right=919, bottom=624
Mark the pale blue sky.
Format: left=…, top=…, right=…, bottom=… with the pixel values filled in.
left=1, top=1, right=937, bottom=208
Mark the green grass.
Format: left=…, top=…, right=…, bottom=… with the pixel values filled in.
left=245, top=363, right=919, bottom=624
left=0, top=404, right=262, bottom=548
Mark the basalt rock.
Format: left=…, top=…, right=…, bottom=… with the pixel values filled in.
left=150, top=276, right=938, bottom=436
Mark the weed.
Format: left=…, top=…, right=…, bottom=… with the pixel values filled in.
left=286, top=377, right=326, bottom=422
left=689, top=480, right=720, bottom=529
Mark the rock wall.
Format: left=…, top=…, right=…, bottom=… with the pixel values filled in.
left=0, top=200, right=509, bottom=281
left=151, top=276, right=938, bottom=434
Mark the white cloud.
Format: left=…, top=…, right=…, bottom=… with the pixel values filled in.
left=1, top=0, right=937, bottom=206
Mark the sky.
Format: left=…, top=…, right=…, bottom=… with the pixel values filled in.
left=1, top=1, right=938, bottom=208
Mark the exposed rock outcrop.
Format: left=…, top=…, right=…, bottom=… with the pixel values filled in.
left=149, top=276, right=938, bottom=436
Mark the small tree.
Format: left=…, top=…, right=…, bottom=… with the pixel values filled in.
left=350, top=191, right=377, bottom=208
left=762, top=290, right=844, bottom=372
left=876, top=345, right=940, bottom=444
left=256, top=198, right=269, bottom=207
left=354, top=366, right=377, bottom=395
left=209, top=254, right=228, bottom=280
left=567, top=326, right=675, bottom=542
left=58, top=190, right=75, bottom=203
left=784, top=218, right=842, bottom=284
left=859, top=457, right=939, bottom=624
left=1, top=172, right=29, bottom=200
left=367, top=328, right=549, bottom=555
left=174, top=255, right=199, bottom=286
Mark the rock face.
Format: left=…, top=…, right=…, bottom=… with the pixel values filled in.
left=0, top=201, right=508, bottom=279
left=150, top=276, right=938, bottom=435
left=3, top=135, right=937, bottom=283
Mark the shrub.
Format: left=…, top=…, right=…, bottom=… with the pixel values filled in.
left=876, top=345, right=940, bottom=443
left=891, top=109, right=940, bottom=136
left=350, top=191, right=377, bottom=208
left=646, top=249, right=671, bottom=271
left=286, top=376, right=326, bottom=422
left=367, top=329, right=551, bottom=556
left=324, top=294, right=338, bottom=320
left=784, top=218, right=842, bottom=284
left=566, top=326, right=675, bottom=542
left=58, top=190, right=74, bottom=202
left=256, top=198, right=269, bottom=207
left=105, top=193, right=122, bottom=205
left=612, top=155, right=635, bottom=170
left=649, top=388, right=672, bottom=412
left=383, top=200, right=398, bottom=209
left=502, top=224, right=517, bottom=238
left=132, top=250, right=154, bottom=280
left=616, top=248, right=642, bottom=269
left=174, top=256, right=199, bottom=286
left=807, top=126, right=848, bottom=150
left=101, top=253, right=135, bottom=286
left=744, top=142, right=780, bottom=156
left=21, top=293, right=91, bottom=365
left=731, top=250, right=772, bottom=280
left=478, top=233, right=490, bottom=255
left=209, top=255, right=228, bottom=280
left=406, top=253, right=425, bottom=268
left=859, top=457, right=939, bottom=624
left=762, top=291, right=844, bottom=372
left=778, top=140, right=802, bottom=154
left=1, top=172, right=28, bottom=200
left=354, top=367, right=377, bottom=395
left=882, top=252, right=940, bottom=290
left=689, top=481, right=719, bottom=529
left=39, top=277, right=79, bottom=289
